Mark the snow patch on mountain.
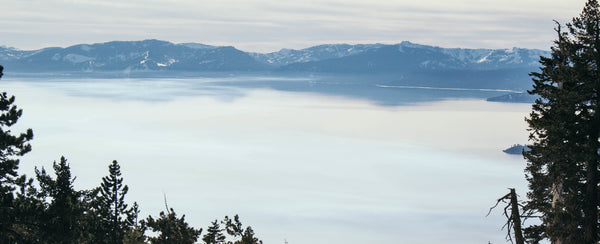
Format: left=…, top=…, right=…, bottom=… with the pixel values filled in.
left=64, top=54, right=93, bottom=64
left=477, top=52, right=492, bottom=63
left=140, top=51, right=150, bottom=64
left=157, top=59, right=177, bottom=67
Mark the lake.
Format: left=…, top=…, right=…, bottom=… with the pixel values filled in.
left=3, top=75, right=531, bottom=244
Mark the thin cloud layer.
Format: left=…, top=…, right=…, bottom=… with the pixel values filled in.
left=0, top=0, right=586, bottom=52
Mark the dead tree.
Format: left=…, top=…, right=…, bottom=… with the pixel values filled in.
left=488, top=188, right=525, bottom=244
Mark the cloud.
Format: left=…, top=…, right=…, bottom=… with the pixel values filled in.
left=0, top=0, right=588, bottom=52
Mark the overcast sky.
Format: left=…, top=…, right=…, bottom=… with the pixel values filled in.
left=0, top=0, right=588, bottom=52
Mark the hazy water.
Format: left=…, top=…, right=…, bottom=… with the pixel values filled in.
left=4, top=77, right=530, bottom=244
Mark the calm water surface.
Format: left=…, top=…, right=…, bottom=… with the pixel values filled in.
left=4, top=76, right=530, bottom=244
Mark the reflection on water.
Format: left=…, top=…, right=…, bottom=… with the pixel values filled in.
left=4, top=77, right=530, bottom=244
left=6, top=74, right=516, bottom=105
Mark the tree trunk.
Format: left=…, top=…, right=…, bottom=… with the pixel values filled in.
left=552, top=182, right=563, bottom=244
left=509, top=188, right=525, bottom=244
left=584, top=157, right=598, bottom=244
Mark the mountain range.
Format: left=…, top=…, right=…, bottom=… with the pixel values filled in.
left=0, top=39, right=549, bottom=91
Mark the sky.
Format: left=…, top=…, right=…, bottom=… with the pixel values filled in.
left=0, top=0, right=588, bottom=52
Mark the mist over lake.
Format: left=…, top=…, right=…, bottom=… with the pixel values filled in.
left=4, top=76, right=530, bottom=244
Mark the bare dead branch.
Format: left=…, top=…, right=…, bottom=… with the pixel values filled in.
left=487, top=192, right=511, bottom=216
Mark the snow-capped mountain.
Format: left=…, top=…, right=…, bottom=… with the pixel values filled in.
left=276, top=41, right=548, bottom=72
left=0, top=40, right=548, bottom=75
left=249, top=43, right=385, bottom=66
left=0, top=40, right=269, bottom=72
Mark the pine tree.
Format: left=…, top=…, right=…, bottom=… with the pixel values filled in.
left=11, top=173, right=44, bottom=242
left=75, top=187, right=102, bottom=242
left=0, top=65, right=33, bottom=185
left=0, top=64, right=35, bottom=242
left=568, top=1, right=600, bottom=242
left=35, top=156, right=84, bottom=242
left=97, top=160, right=137, bottom=244
left=222, top=215, right=262, bottom=244
left=237, top=227, right=262, bottom=244
left=203, top=220, right=226, bottom=244
left=524, top=1, right=600, bottom=243
left=124, top=202, right=146, bottom=244
left=524, top=22, right=585, bottom=243
left=223, top=215, right=243, bottom=239
left=144, top=207, right=202, bottom=244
